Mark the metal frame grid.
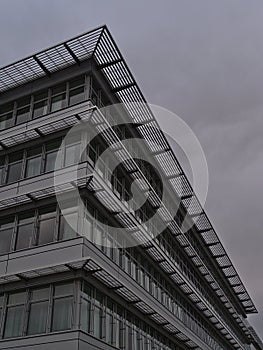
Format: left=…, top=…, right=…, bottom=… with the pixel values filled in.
left=0, top=25, right=256, bottom=314
left=0, top=258, right=210, bottom=350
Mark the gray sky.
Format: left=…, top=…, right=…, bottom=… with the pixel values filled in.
left=1, top=0, right=262, bottom=339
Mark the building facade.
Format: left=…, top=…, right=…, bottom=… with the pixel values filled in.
left=0, top=25, right=261, bottom=350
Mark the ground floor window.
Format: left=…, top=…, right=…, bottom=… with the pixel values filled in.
left=1, top=282, right=74, bottom=339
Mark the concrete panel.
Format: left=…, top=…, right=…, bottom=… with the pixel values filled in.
left=6, top=238, right=85, bottom=275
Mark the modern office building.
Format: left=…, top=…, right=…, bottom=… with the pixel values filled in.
left=0, top=25, right=261, bottom=350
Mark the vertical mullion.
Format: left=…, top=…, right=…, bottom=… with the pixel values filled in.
left=54, top=204, right=60, bottom=242
left=2, top=154, right=8, bottom=185
left=22, top=289, right=30, bottom=336
left=13, top=101, right=17, bottom=126
left=28, top=94, right=34, bottom=121
left=47, top=88, right=52, bottom=114
left=85, top=75, right=91, bottom=100
left=66, top=81, right=70, bottom=107
left=72, top=279, right=79, bottom=330
left=40, top=142, right=45, bottom=175
left=33, top=208, right=39, bottom=247
left=11, top=214, right=18, bottom=252
left=0, top=293, right=8, bottom=339
left=21, top=148, right=27, bottom=180
left=46, top=284, right=53, bottom=333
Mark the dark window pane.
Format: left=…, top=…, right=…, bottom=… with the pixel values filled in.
left=9, top=152, right=23, bottom=163
left=8, top=292, right=26, bottom=305
left=0, top=159, right=5, bottom=185
left=34, top=91, right=48, bottom=102
left=31, top=287, right=49, bottom=301
left=17, top=97, right=31, bottom=107
left=46, top=139, right=61, bottom=152
left=59, top=213, right=78, bottom=240
left=4, top=306, right=24, bottom=338
left=25, top=156, right=41, bottom=178
left=93, top=306, right=102, bottom=338
left=52, top=298, right=72, bottom=331
left=0, top=227, right=13, bottom=254
left=54, top=283, right=73, bottom=297
left=45, top=152, right=58, bottom=172
left=33, top=100, right=48, bottom=119
left=38, top=218, right=55, bottom=245
left=69, top=76, right=85, bottom=89
left=64, top=143, right=80, bottom=167
left=0, top=103, right=13, bottom=115
left=16, top=106, right=30, bottom=124
left=37, top=207, right=56, bottom=245
left=52, top=84, right=66, bottom=95
left=0, top=112, right=13, bottom=130
left=51, top=93, right=66, bottom=112
left=69, top=86, right=85, bottom=106
left=45, top=140, right=61, bottom=172
left=7, top=161, right=23, bottom=184
left=80, top=299, right=90, bottom=333
left=28, top=301, right=48, bottom=335
left=16, top=215, right=34, bottom=250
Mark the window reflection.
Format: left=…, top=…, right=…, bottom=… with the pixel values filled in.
left=37, top=207, right=57, bottom=245
left=16, top=97, right=31, bottom=125
left=51, top=84, right=67, bottom=112
left=33, top=92, right=48, bottom=119
left=4, top=292, right=26, bottom=338
left=25, top=147, right=42, bottom=178
left=0, top=217, right=14, bottom=254
left=15, top=213, right=35, bottom=250
left=6, top=152, right=23, bottom=184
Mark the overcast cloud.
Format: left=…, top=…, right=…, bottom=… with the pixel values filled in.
left=0, top=0, right=262, bottom=339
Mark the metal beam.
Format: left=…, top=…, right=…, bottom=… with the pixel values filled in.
left=33, top=55, right=51, bottom=76
left=98, top=58, right=122, bottom=69
left=112, top=82, right=135, bottom=93
left=64, top=43, right=80, bottom=65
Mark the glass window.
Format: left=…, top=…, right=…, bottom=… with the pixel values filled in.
left=0, top=113, right=13, bottom=130
left=37, top=207, right=56, bottom=245
left=6, top=152, right=23, bottom=184
left=105, top=300, right=114, bottom=344
left=83, top=211, right=93, bottom=241
left=64, top=143, right=81, bottom=166
left=51, top=84, right=66, bottom=112
left=52, top=298, right=73, bottom=331
left=52, top=283, right=74, bottom=332
left=0, top=157, right=5, bottom=185
left=64, top=134, right=81, bottom=167
left=59, top=212, right=78, bottom=240
left=54, top=282, right=73, bottom=297
left=15, top=213, right=35, bottom=250
left=4, top=292, right=26, bottom=338
left=28, top=302, right=48, bottom=335
left=0, top=217, right=14, bottom=254
left=93, top=305, right=102, bottom=339
left=33, top=92, right=48, bottom=119
left=16, top=97, right=31, bottom=125
left=45, top=140, right=61, bottom=172
left=27, top=287, right=49, bottom=335
left=80, top=298, right=90, bottom=333
left=69, top=77, right=85, bottom=106
left=69, top=86, right=85, bottom=106
left=25, top=147, right=42, bottom=178
left=0, top=294, right=3, bottom=326
left=0, top=103, right=14, bottom=130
